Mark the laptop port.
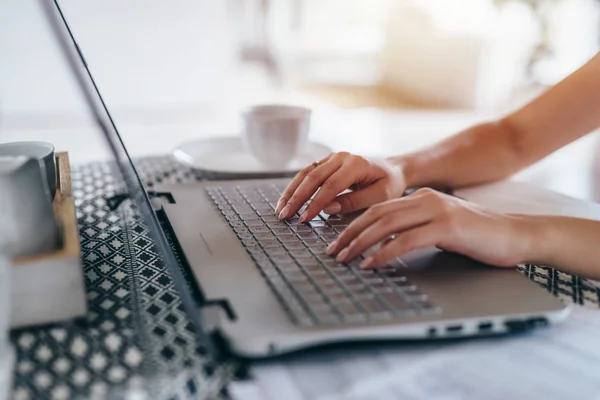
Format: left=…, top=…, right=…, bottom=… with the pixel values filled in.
left=478, top=322, right=493, bottom=332
left=446, top=325, right=463, bottom=333
left=504, top=319, right=529, bottom=333
left=428, top=327, right=437, bottom=336
left=526, top=317, right=548, bottom=328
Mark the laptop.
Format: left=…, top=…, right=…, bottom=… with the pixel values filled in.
left=41, top=0, right=570, bottom=360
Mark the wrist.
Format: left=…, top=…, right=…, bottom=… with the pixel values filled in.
left=510, top=214, right=554, bottom=265
left=386, top=154, right=419, bottom=189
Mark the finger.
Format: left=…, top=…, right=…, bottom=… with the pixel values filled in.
left=335, top=206, right=434, bottom=262
left=323, top=181, right=389, bottom=215
left=299, top=169, right=357, bottom=222
left=360, top=223, right=443, bottom=269
left=279, top=158, right=342, bottom=220
left=327, top=198, right=420, bottom=254
left=276, top=154, right=335, bottom=217
left=276, top=154, right=332, bottom=214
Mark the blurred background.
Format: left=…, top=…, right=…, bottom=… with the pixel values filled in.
left=1, top=0, right=600, bottom=193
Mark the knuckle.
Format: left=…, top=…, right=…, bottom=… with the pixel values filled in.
left=415, top=187, right=437, bottom=197
left=347, top=154, right=364, bottom=166
left=332, top=151, right=351, bottom=161
left=300, top=165, right=312, bottom=176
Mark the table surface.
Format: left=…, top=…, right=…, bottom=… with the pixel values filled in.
left=5, top=108, right=600, bottom=399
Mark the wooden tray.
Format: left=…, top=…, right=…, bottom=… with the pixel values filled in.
left=10, top=151, right=87, bottom=328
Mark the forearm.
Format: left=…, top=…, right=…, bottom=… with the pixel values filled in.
left=391, top=51, right=600, bottom=191
left=520, top=215, right=600, bottom=280
left=390, top=118, right=527, bottom=189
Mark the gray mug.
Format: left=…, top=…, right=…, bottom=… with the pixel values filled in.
left=0, top=157, right=59, bottom=259
left=0, top=141, right=56, bottom=199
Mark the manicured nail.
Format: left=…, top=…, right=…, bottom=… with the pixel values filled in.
left=279, top=205, right=290, bottom=220
left=275, top=199, right=285, bottom=215
left=360, top=256, right=374, bottom=269
left=336, top=248, right=349, bottom=263
left=326, top=241, right=338, bottom=255
left=323, top=201, right=341, bottom=214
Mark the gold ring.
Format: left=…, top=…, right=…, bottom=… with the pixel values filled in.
left=311, top=160, right=321, bottom=168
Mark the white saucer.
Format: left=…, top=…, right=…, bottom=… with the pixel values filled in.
left=173, top=136, right=332, bottom=177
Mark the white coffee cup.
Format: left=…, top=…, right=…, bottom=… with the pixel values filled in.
left=242, top=104, right=312, bottom=168
left=0, top=157, right=59, bottom=259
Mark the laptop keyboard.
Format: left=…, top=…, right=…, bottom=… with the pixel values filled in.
left=206, top=184, right=441, bottom=327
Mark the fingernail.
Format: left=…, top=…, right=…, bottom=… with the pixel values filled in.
left=279, top=205, right=290, bottom=220
left=360, top=256, right=374, bottom=269
left=275, top=199, right=285, bottom=215
left=323, top=202, right=341, bottom=214
left=299, top=211, right=309, bottom=223
left=336, top=248, right=349, bottom=263
left=326, top=241, right=338, bottom=255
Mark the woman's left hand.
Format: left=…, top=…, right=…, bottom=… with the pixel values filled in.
left=326, top=188, right=535, bottom=269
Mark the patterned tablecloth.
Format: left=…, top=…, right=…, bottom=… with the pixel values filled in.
left=9, top=155, right=600, bottom=400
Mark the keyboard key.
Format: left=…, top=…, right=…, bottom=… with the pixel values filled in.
left=298, top=230, right=318, bottom=239
left=271, top=254, right=294, bottom=263
left=303, top=293, right=326, bottom=304
left=293, top=283, right=318, bottom=295
left=291, top=225, right=312, bottom=233
left=284, top=242, right=305, bottom=250
left=249, top=226, right=270, bottom=234
left=262, top=215, right=280, bottom=222
left=331, top=300, right=359, bottom=314
left=308, top=220, right=326, bottom=228
left=377, top=293, right=413, bottom=313
left=314, top=227, right=336, bottom=235
left=348, top=285, right=372, bottom=297
left=256, top=208, right=275, bottom=216
left=284, top=271, right=309, bottom=282
left=290, top=250, right=313, bottom=259
left=275, top=233, right=298, bottom=242
left=303, top=238, right=324, bottom=247
left=301, top=265, right=325, bottom=276
left=305, top=269, right=328, bottom=278
left=321, top=233, right=338, bottom=241
left=244, top=219, right=264, bottom=227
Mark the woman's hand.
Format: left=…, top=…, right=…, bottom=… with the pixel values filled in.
left=326, top=188, right=536, bottom=269
left=276, top=152, right=407, bottom=223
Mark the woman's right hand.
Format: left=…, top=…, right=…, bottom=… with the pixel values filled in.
left=275, top=152, right=408, bottom=223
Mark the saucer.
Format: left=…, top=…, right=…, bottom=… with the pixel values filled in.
left=173, top=136, right=332, bottom=177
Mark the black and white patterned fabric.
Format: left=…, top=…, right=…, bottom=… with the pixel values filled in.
left=8, top=155, right=600, bottom=399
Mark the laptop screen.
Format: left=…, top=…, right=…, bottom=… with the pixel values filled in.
left=38, top=0, right=216, bottom=356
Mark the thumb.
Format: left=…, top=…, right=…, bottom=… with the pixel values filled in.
left=323, top=183, right=389, bottom=215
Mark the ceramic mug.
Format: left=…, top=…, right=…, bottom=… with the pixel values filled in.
left=0, top=157, right=59, bottom=259
left=0, top=141, right=56, bottom=199
left=242, top=104, right=312, bottom=168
